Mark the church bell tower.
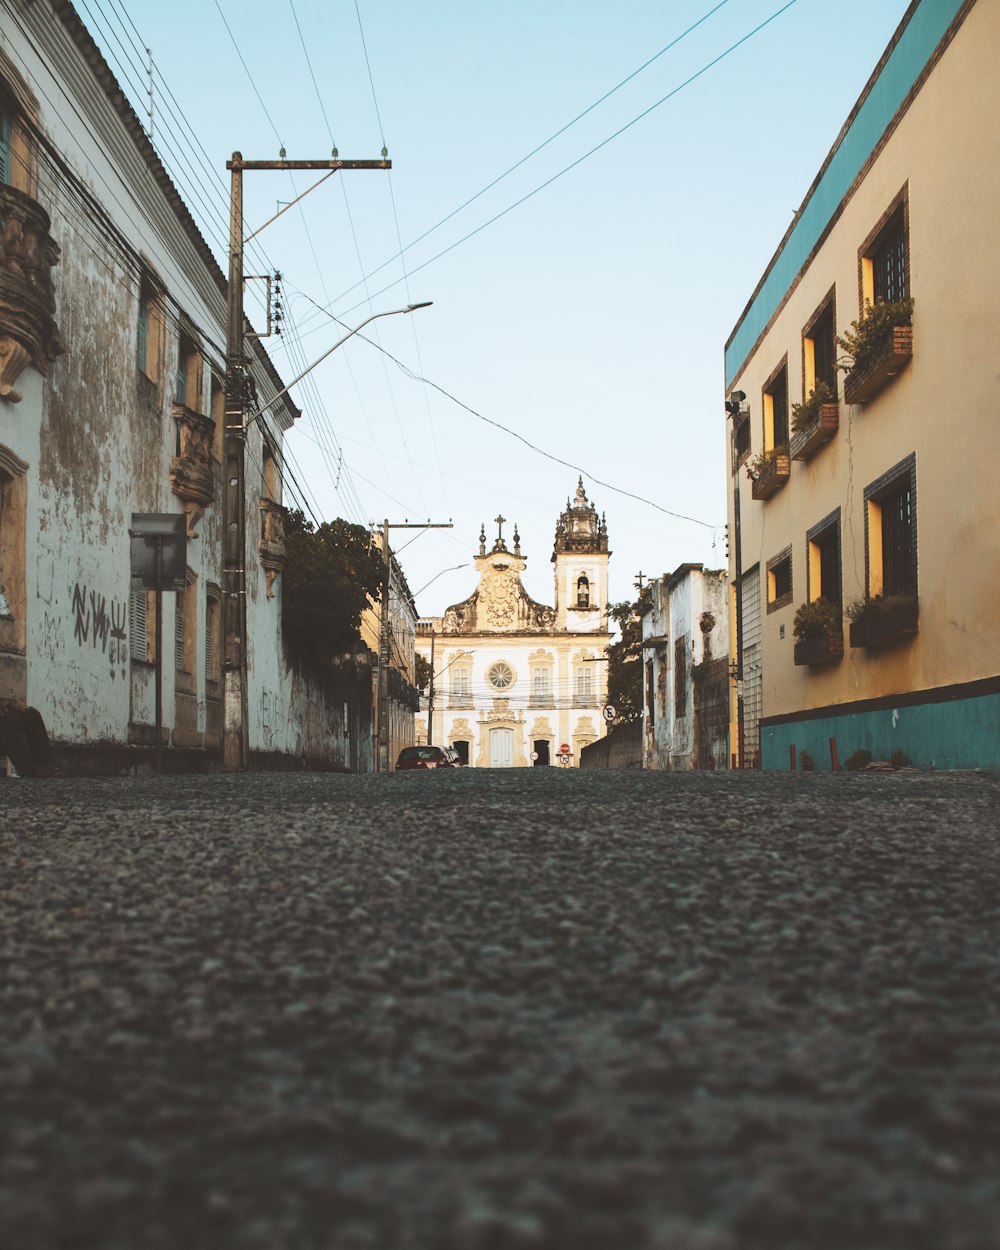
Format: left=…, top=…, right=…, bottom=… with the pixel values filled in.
left=552, top=478, right=610, bottom=632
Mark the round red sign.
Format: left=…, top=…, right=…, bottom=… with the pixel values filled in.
left=559, top=743, right=570, bottom=754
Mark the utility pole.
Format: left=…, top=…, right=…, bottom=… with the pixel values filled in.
left=426, top=630, right=436, bottom=745
left=378, top=521, right=452, bottom=772
left=222, top=150, right=389, bottom=771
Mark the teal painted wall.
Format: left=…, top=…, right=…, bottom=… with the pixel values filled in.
left=725, top=0, right=966, bottom=388
left=761, top=691, right=1000, bottom=772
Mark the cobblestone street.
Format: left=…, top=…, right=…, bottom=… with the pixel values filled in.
left=2, top=768, right=998, bottom=1249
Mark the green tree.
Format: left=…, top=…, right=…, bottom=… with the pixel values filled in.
left=604, top=591, right=649, bottom=723
left=414, top=651, right=432, bottom=694
left=281, top=510, right=384, bottom=671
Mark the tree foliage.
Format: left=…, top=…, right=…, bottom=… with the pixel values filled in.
left=604, top=591, right=649, bottom=724
left=414, top=651, right=432, bottom=694
left=281, top=510, right=384, bottom=670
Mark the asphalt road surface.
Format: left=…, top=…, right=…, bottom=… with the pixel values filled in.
left=2, top=767, right=998, bottom=1249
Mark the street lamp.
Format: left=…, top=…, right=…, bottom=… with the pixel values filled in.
left=245, top=302, right=433, bottom=430
left=411, top=563, right=467, bottom=605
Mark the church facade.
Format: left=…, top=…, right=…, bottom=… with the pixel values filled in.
left=415, top=482, right=612, bottom=767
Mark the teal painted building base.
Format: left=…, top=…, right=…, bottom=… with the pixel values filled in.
left=761, top=689, right=1000, bottom=772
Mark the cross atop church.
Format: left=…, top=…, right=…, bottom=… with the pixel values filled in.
left=495, top=514, right=506, bottom=544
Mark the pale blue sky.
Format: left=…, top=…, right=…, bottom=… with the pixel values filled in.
left=79, top=0, right=909, bottom=615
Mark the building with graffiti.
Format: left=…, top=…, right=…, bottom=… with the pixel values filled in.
left=0, top=0, right=368, bottom=771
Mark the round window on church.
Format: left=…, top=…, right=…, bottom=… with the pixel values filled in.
left=488, top=661, right=515, bottom=690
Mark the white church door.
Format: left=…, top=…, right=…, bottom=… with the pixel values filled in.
left=489, top=727, right=515, bottom=768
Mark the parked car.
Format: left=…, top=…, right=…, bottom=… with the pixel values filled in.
left=395, top=745, right=461, bottom=770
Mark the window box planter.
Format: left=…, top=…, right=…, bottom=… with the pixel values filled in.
left=791, top=403, right=839, bottom=461
left=843, top=326, right=913, bottom=405
left=849, top=597, right=919, bottom=648
left=750, top=452, right=790, bottom=501
left=793, top=630, right=844, bottom=666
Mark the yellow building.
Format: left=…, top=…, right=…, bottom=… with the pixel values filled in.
left=725, top=0, right=999, bottom=770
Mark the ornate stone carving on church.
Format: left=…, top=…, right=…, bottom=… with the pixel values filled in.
left=0, top=184, right=63, bottom=403
left=169, top=404, right=216, bottom=537
left=442, top=514, right=557, bottom=634
left=258, top=498, right=287, bottom=597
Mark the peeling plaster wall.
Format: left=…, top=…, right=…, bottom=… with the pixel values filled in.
left=642, top=569, right=730, bottom=771
left=2, top=1, right=347, bottom=768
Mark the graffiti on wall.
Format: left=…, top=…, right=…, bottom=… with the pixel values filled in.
left=72, top=583, right=128, bottom=680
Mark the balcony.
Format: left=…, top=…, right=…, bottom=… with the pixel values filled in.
left=0, top=184, right=63, bottom=403
left=843, top=326, right=913, bottom=405
left=170, top=404, right=216, bottom=536
left=259, top=498, right=287, bottom=598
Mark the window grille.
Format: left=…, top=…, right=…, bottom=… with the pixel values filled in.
left=880, top=478, right=915, bottom=596
left=740, top=568, right=762, bottom=767
left=873, top=209, right=907, bottom=304
left=812, top=307, right=837, bottom=395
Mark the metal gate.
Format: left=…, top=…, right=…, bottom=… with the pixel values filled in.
left=740, top=566, right=762, bottom=768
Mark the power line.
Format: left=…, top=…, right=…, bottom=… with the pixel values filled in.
left=321, top=0, right=734, bottom=311
left=286, top=287, right=721, bottom=532
left=299, top=0, right=802, bottom=329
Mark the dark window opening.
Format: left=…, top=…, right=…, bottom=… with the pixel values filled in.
left=733, top=414, right=751, bottom=471
left=816, top=529, right=841, bottom=607
left=880, top=478, right=915, bottom=597
left=872, top=206, right=907, bottom=305
left=674, top=638, right=687, bottom=719
left=811, top=306, right=838, bottom=396
left=532, top=740, right=549, bottom=766
left=646, top=659, right=655, bottom=728
left=772, top=559, right=791, bottom=601
left=765, top=366, right=789, bottom=449
left=576, top=575, right=590, bottom=607
left=453, top=740, right=470, bottom=766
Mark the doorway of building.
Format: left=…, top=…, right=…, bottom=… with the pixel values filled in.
left=452, top=740, right=470, bottom=766
left=532, top=739, right=550, bottom=766
left=489, top=727, right=514, bottom=768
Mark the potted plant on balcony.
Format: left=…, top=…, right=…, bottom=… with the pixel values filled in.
left=838, top=297, right=914, bottom=404
left=792, top=596, right=843, bottom=665
left=790, top=380, right=839, bottom=460
left=747, top=445, right=790, bottom=500
left=847, top=593, right=919, bottom=648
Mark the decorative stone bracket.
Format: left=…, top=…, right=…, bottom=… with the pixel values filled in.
left=169, top=404, right=216, bottom=537
left=259, top=498, right=287, bottom=598
left=0, top=184, right=63, bottom=402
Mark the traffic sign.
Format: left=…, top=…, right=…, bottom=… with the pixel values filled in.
left=559, top=743, right=570, bottom=755
left=603, top=704, right=617, bottom=722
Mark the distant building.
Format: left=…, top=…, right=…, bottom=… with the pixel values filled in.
left=360, top=545, right=418, bottom=770
left=641, top=565, right=730, bottom=770
left=416, top=481, right=612, bottom=767
left=724, top=0, right=999, bottom=770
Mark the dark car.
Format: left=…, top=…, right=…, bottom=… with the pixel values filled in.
left=395, top=745, right=461, bottom=770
